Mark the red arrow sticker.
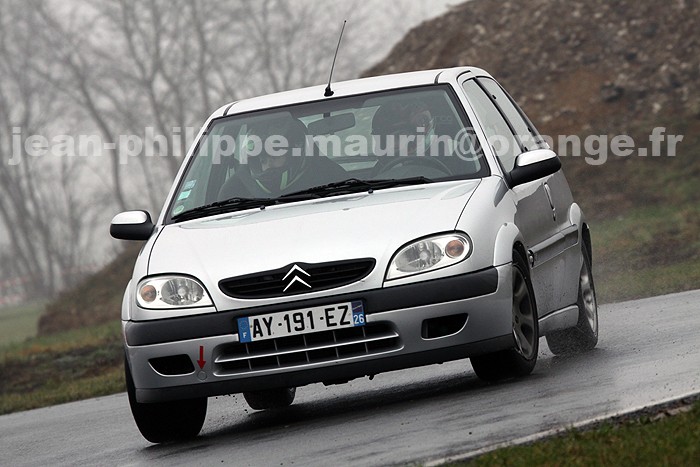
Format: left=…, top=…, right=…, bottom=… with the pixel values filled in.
left=197, top=345, right=206, bottom=369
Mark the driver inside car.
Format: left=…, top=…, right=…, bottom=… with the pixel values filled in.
left=371, top=99, right=458, bottom=178
left=218, top=117, right=346, bottom=200
left=371, top=100, right=437, bottom=157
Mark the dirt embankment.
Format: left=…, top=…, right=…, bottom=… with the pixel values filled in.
left=365, top=0, right=700, bottom=216
left=367, top=0, right=700, bottom=134
left=37, top=244, right=140, bottom=335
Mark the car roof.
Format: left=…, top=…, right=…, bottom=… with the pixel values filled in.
left=223, top=66, right=490, bottom=116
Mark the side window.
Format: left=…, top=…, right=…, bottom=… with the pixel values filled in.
left=477, top=78, right=542, bottom=151
left=462, top=79, right=520, bottom=172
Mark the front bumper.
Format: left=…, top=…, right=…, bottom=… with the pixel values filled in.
left=125, top=265, right=513, bottom=403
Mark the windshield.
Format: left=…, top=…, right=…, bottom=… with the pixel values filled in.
left=167, top=85, right=488, bottom=222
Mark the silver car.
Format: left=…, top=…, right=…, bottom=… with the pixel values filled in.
left=111, top=67, right=599, bottom=443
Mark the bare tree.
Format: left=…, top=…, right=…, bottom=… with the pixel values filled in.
left=0, top=0, right=450, bottom=300
left=26, top=0, right=441, bottom=210
left=0, top=1, right=103, bottom=296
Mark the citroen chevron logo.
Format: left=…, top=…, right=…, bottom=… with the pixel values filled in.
left=282, top=264, right=311, bottom=292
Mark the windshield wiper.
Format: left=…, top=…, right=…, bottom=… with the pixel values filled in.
left=280, top=176, right=433, bottom=199
left=172, top=197, right=277, bottom=222
left=172, top=177, right=433, bottom=222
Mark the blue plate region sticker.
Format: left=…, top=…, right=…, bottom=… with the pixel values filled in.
left=351, top=300, right=365, bottom=326
left=238, top=317, right=252, bottom=343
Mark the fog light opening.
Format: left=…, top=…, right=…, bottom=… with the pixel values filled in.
left=149, top=355, right=196, bottom=376
left=421, top=313, right=468, bottom=339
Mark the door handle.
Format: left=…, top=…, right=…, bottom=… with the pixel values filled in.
left=543, top=183, right=556, bottom=221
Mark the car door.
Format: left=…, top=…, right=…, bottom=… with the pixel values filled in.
left=461, top=77, right=577, bottom=315
left=478, top=78, right=581, bottom=312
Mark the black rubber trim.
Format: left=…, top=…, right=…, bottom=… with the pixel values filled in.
left=508, top=156, right=562, bottom=188
left=134, top=334, right=512, bottom=403
left=124, top=267, right=499, bottom=347
left=455, top=69, right=472, bottom=81
left=223, top=101, right=237, bottom=116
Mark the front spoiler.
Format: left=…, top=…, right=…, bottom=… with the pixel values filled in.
left=135, top=335, right=512, bottom=403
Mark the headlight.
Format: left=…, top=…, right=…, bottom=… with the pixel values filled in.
left=386, top=233, right=472, bottom=280
left=136, top=276, right=214, bottom=309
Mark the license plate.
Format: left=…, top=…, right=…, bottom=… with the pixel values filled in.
left=237, top=301, right=365, bottom=343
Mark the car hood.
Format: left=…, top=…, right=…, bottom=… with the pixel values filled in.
left=148, top=180, right=480, bottom=301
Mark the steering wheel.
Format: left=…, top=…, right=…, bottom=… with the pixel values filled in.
left=375, top=156, right=452, bottom=177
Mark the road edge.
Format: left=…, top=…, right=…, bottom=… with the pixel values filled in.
left=423, top=390, right=700, bottom=466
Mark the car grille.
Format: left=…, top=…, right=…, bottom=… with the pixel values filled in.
left=213, top=322, right=401, bottom=376
left=219, top=259, right=376, bottom=298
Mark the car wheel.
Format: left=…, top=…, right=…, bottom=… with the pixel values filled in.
left=125, top=355, right=207, bottom=443
left=243, top=387, right=296, bottom=410
left=546, top=245, right=599, bottom=354
left=470, top=250, right=539, bottom=382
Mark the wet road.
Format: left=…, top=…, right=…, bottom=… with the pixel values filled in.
left=2, top=290, right=699, bottom=466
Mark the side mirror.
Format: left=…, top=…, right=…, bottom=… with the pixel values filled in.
left=110, top=210, right=155, bottom=241
left=509, top=149, right=561, bottom=187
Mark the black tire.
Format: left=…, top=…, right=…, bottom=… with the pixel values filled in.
left=470, top=250, right=539, bottom=382
left=546, top=246, right=599, bottom=355
left=243, top=387, right=296, bottom=410
left=125, top=356, right=207, bottom=443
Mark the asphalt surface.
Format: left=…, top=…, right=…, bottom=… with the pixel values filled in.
left=2, top=290, right=699, bottom=466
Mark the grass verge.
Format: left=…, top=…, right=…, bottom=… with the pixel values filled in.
left=593, top=204, right=700, bottom=303
left=457, top=401, right=700, bottom=466
left=0, top=321, right=124, bottom=415
left=0, top=301, right=45, bottom=345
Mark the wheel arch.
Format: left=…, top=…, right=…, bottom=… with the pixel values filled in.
left=493, top=222, right=526, bottom=267
left=512, top=241, right=529, bottom=267
left=582, top=223, right=592, bottom=265
left=568, top=202, right=592, bottom=265
left=121, top=281, right=132, bottom=321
